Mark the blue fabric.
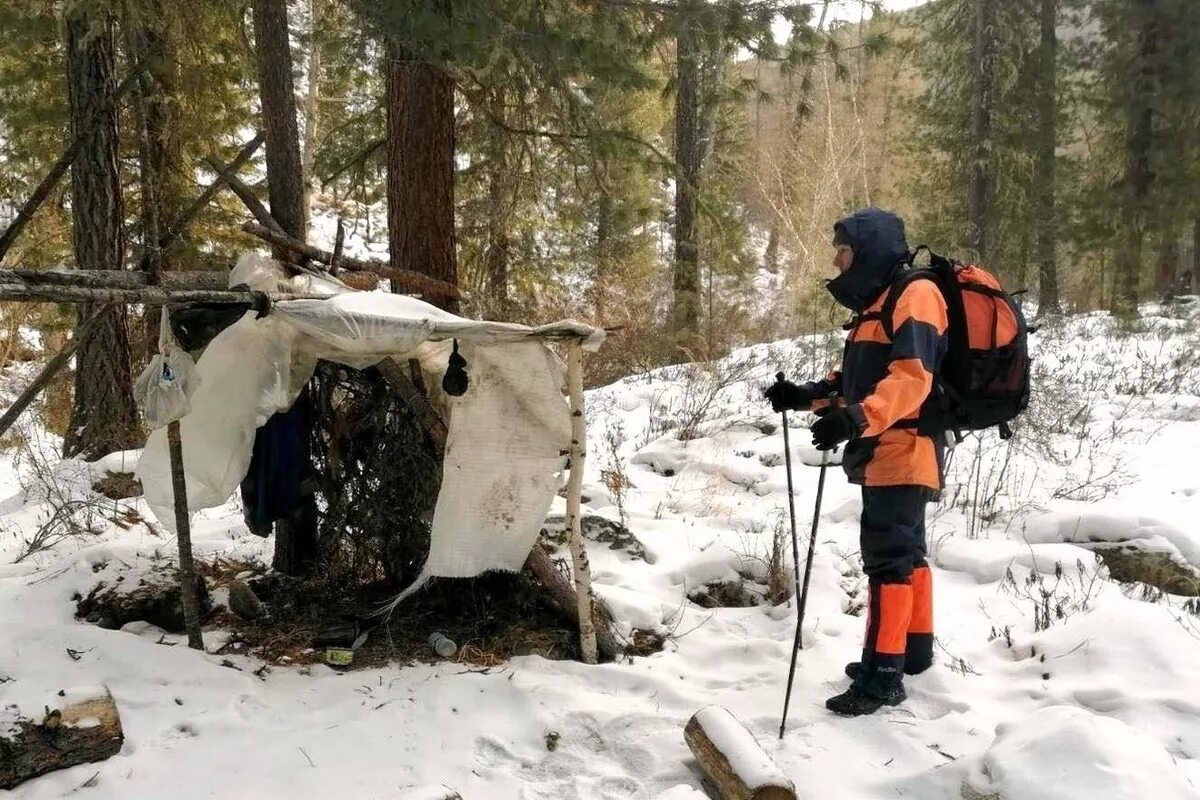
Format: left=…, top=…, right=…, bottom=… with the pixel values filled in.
left=240, top=397, right=310, bottom=535
left=826, top=208, right=911, bottom=312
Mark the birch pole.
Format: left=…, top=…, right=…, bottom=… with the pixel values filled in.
left=565, top=343, right=598, bottom=664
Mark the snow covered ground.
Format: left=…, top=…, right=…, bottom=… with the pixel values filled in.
left=2, top=302, right=1200, bottom=798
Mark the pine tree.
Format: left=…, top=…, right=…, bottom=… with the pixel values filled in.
left=1034, top=0, right=1060, bottom=315
left=1085, top=0, right=1200, bottom=314
left=63, top=1, right=140, bottom=459
left=966, top=0, right=998, bottom=263
left=252, top=0, right=306, bottom=245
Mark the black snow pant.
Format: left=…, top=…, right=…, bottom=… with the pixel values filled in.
left=858, top=485, right=934, bottom=682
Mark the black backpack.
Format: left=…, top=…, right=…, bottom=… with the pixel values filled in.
left=880, top=247, right=1033, bottom=441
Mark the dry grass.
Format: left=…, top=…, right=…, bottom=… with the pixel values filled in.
left=1096, top=547, right=1200, bottom=597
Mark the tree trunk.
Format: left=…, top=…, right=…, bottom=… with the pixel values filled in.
left=764, top=225, right=779, bottom=273
left=1111, top=1, right=1157, bottom=317
left=385, top=33, right=458, bottom=313
left=1191, top=218, right=1200, bottom=294
left=302, top=0, right=324, bottom=215
left=672, top=4, right=702, bottom=341
left=1155, top=231, right=1179, bottom=298
left=126, top=0, right=183, bottom=364
left=967, top=0, right=997, bottom=263
left=253, top=0, right=307, bottom=245
left=63, top=7, right=140, bottom=461
left=1035, top=0, right=1060, bottom=315
left=253, top=0, right=315, bottom=575
left=594, top=191, right=612, bottom=322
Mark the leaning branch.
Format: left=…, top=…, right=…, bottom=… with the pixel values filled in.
left=137, top=131, right=266, bottom=272
left=0, top=65, right=148, bottom=265
left=240, top=221, right=463, bottom=302
left=0, top=312, right=104, bottom=442
left=203, top=155, right=285, bottom=234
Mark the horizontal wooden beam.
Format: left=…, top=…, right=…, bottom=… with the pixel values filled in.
left=0, top=269, right=230, bottom=291
left=0, top=281, right=319, bottom=307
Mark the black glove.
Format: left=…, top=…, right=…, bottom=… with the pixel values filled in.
left=811, top=406, right=860, bottom=451
left=764, top=379, right=815, bottom=413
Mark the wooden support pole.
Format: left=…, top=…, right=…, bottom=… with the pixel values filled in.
left=684, top=706, right=796, bottom=800
left=166, top=420, right=204, bottom=650
left=136, top=131, right=266, bottom=272
left=241, top=221, right=464, bottom=302
left=0, top=313, right=103, bottom=443
left=0, top=66, right=146, bottom=266
left=565, top=342, right=599, bottom=664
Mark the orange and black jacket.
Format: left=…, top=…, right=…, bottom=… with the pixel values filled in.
left=816, top=209, right=950, bottom=492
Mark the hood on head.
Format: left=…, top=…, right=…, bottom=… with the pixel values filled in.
left=826, top=208, right=911, bottom=312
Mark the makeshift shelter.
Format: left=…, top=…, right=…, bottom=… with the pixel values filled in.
left=138, top=254, right=601, bottom=586
left=127, top=253, right=611, bottom=660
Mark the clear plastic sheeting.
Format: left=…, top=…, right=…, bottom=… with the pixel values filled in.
left=136, top=253, right=603, bottom=583
left=133, top=308, right=201, bottom=430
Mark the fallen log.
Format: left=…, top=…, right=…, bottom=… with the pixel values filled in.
left=683, top=706, right=796, bottom=800
left=241, top=222, right=463, bottom=302
left=0, top=689, right=124, bottom=790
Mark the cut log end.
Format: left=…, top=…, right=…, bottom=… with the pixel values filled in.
left=684, top=706, right=796, bottom=800
left=0, top=689, right=123, bottom=791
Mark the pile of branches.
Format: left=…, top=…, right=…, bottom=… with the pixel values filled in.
left=308, top=360, right=442, bottom=590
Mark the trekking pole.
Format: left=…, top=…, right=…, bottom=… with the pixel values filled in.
left=778, top=380, right=837, bottom=739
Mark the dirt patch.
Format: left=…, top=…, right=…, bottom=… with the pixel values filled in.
left=75, top=572, right=212, bottom=633
left=1096, top=547, right=1200, bottom=597
left=624, top=628, right=667, bottom=657
left=77, top=556, right=643, bottom=669
left=209, top=570, right=585, bottom=670
left=92, top=472, right=143, bottom=500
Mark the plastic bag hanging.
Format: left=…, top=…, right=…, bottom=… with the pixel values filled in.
left=441, top=338, right=469, bottom=396
left=134, top=307, right=201, bottom=430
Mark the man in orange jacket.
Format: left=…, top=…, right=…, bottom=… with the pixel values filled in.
left=765, top=207, right=947, bottom=716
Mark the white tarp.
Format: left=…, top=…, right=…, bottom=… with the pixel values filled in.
left=136, top=254, right=603, bottom=586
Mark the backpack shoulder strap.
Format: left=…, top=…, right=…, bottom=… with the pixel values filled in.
left=880, top=268, right=940, bottom=340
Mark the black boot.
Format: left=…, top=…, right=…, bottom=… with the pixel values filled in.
left=826, top=673, right=906, bottom=717
left=844, top=658, right=933, bottom=680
